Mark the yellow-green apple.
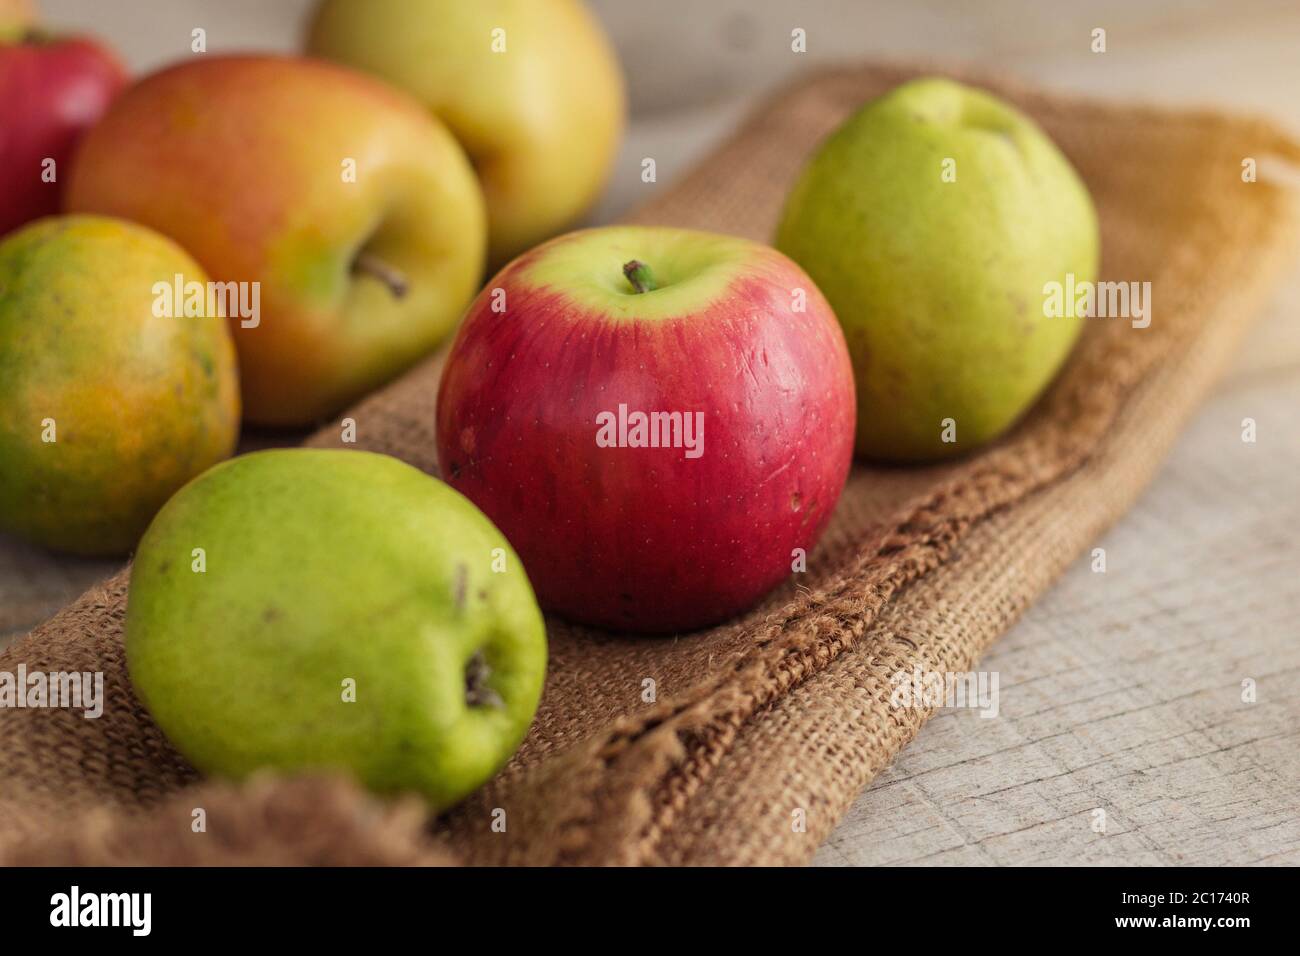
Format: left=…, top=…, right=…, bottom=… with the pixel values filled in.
left=0, top=0, right=32, bottom=41
left=776, top=77, right=1099, bottom=461
left=126, top=449, right=547, bottom=810
left=307, top=0, right=625, bottom=269
left=0, top=18, right=126, bottom=236
left=0, top=215, right=239, bottom=555
left=436, top=226, right=856, bottom=634
left=0, top=0, right=35, bottom=41
left=66, top=54, right=486, bottom=426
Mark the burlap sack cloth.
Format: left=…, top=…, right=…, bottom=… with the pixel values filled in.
left=2, top=63, right=1298, bottom=866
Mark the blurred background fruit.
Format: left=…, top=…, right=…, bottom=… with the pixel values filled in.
left=0, top=7, right=125, bottom=236
left=0, top=215, right=239, bottom=555
left=0, top=0, right=36, bottom=39
left=66, top=54, right=486, bottom=426
left=307, top=0, right=626, bottom=271
left=26, top=1, right=1300, bottom=229
left=126, top=449, right=547, bottom=811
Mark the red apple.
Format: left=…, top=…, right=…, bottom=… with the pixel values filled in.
left=0, top=25, right=126, bottom=236
left=436, top=226, right=856, bottom=633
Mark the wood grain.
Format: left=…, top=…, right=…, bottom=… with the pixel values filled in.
left=816, top=302, right=1300, bottom=864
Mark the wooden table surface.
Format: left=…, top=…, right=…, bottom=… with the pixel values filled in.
left=6, top=0, right=1298, bottom=866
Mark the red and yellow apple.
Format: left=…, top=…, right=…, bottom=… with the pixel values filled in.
left=0, top=15, right=126, bottom=236
left=66, top=54, right=486, bottom=426
left=436, top=226, right=856, bottom=633
left=307, top=0, right=625, bottom=269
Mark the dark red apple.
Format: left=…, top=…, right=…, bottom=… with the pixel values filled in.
left=0, top=26, right=126, bottom=236
left=436, top=226, right=856, bottom=633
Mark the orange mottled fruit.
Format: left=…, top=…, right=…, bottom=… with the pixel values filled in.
left=0, top=215, right=239, bottom=555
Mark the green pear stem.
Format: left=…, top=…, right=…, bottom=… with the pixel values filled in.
left=353, top=251, right=409, bottom=300
left=464, top=649, right=505, bottom=710
left=623, top=259, right=657, bottom=294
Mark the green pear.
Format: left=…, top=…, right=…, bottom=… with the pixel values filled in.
left=125, top=449, right=546, bottom=811
left=776, top=77, right=1099, bottom=461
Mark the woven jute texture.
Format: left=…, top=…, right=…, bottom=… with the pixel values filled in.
left=2, top=63, right=1298, bottom=866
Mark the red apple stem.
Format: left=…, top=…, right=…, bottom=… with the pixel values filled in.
left=353, top=251, right=409, bottom=300
left=623, top=260, right=657, bottom=294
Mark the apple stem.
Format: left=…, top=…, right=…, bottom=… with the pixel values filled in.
left=465, top=650, right=505, bottom=709
left=623, top=260, right=657, bottom=294
left=353, top=251, right=409, bottom=300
